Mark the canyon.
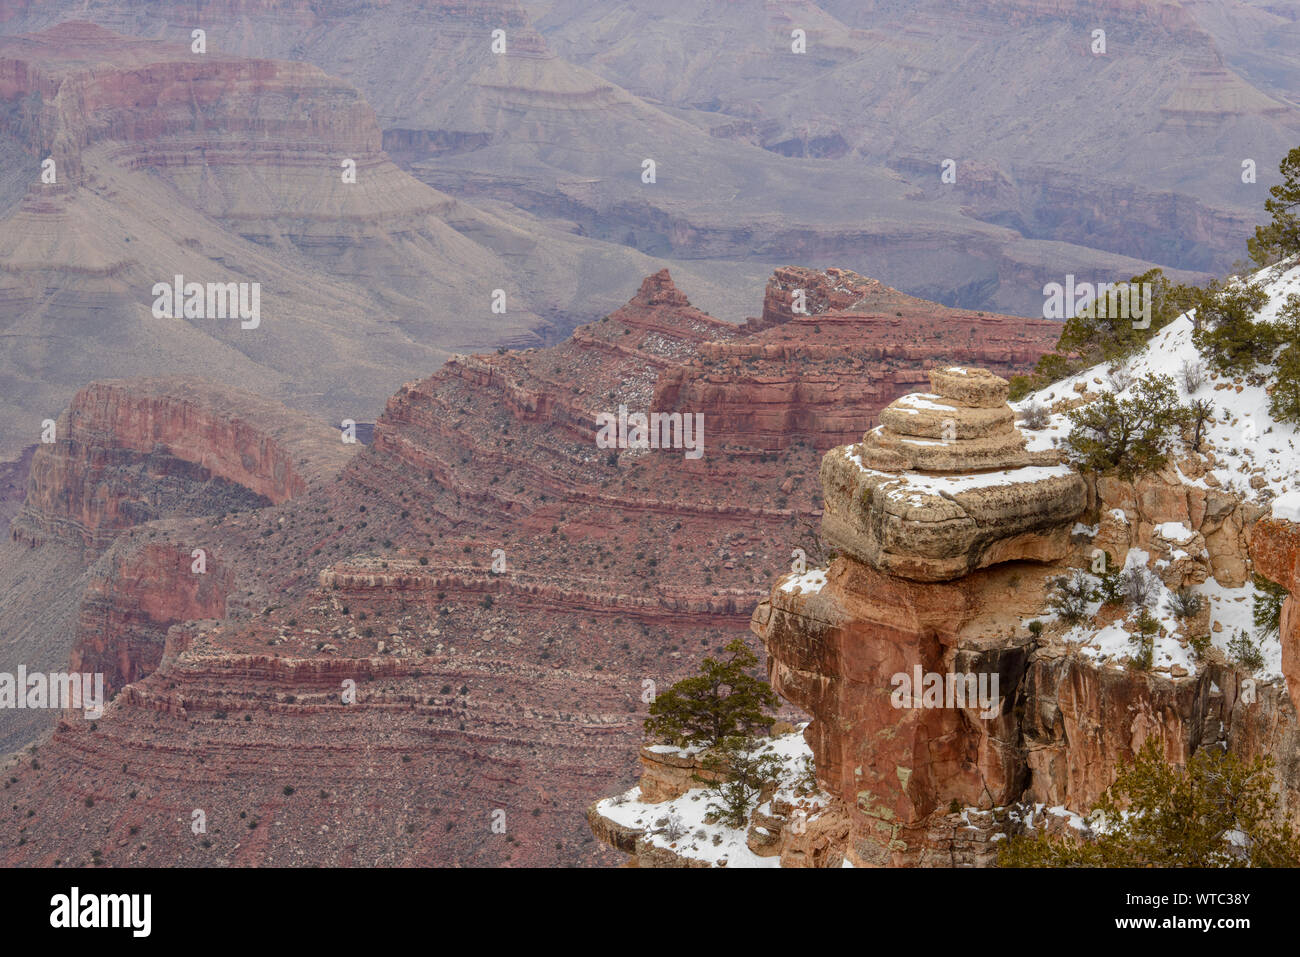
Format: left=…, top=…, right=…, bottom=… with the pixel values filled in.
left=1, top=0, right=1297, bottom=875
left=0, top=21, right=764, bottom=461
left=0, top=0, right=1265, bottom=341
left=0, top=266, right=1058, bottom=866
left=3, top=1, right=1285, bottom=471
left=591, top=269, right=1300, bottom=866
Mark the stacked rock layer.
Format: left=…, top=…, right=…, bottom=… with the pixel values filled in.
left=820, top=366, right=1088, bottom=582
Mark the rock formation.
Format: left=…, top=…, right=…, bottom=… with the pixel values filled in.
left=0, top=267, right=1055, bottom=867
left=0, top=375, right=352, bottom=751
left=595, top=329, right=1300, bottom=866
left=821, top=367, right=1087, bottom=581
left=0, top=22, right=745, bottom=461
left=12, top=377, right=351, bottom=552
left=655, top=269, right=1063, bottom=454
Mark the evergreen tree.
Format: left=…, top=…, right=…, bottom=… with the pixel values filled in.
left=1253, top=573, right=1288, bottom=641
left=700, top=737, right=784, bottom=827
left=1010, top=270, right=1200, bottom=400
left=1271, top=346, right=1300, bottom=425
left=1268, top=295, right=1300, bottom=424
left=1192, top=279, right=1274, bottom=375
left=644, top=639, right=779, bottom=748
left=1000, top=741, right=1300, bottom=867
left=1065, top=374, right=1187, bottom=478
left=1249, top=145, right=1300, bottom=267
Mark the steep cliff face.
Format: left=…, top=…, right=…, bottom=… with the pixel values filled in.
left=1251, top=515, right=1300, bottom=713
left=0, top=446, right=33, bottom=536
left=72, top=541, right=233, bottom=695
left=594, top=265, right=1300, bottom=866
left=748, top=367, right=1092, bottom=864
left=12, top=377, right=351, bottom=551
left=0, top=377, right=350, bottom=752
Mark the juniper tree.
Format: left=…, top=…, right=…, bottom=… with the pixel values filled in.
left=1009, top=270, right=1201, bottom=400
left=1252, top=573, right=1288, bottom=641
left=1248, top=145, right=1300, bottom=267
left=1000, top=741, right=1300, bottom=867
left=700, top=738, right=784, bottom=827
left=1191, top=279, right=1273, bottom=375
left=1268, top=295, right=1300, bottom=424
left=1065, top=373, right=1187, bottom=478
left=1047, top=570, right=1096, bottom=624
left=644, top=639, right=779, bottom=748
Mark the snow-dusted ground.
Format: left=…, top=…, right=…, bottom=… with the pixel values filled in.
left=594, top=725, right=831, bottom=868
left=1039, top=548, right=1279, bottom=676
left=1009, top=263, right=1300, bottom=680
left=1017, top=262, right=1300, bottom=501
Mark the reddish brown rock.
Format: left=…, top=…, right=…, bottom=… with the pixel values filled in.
left=1251, top=517, right=1300, bottom=708
left=13, top=378, right=350, bottom=551
left=73, top=541, right=234, bottom=696
left=0, top=268, right=1055, bottom=867
left=657, top=269, right=1061, bottom=454
left=753, top=557, right=1030, bottom=865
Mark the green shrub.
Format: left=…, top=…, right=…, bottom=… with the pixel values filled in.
left=1168, top=587, right=1203, bottom=619
left=1047, top=570, right=1096, bottom=624
left=999, top=741, right=1300, bottom=866
left=1192, top=279, right=1274, bottom=376
left=1065, top=374, right=1186, bottom=478
left=1253, top=573, right=1288, bottom=641
left=1228, top=629, right=1266, bottom=673
left=1248, top=145, right=1300, bottom=267
left=644, top=639, right=779, bottom=749
left=1128, top=610, right=1158, bottom=671
left=699, top=738, right=783, bottom=828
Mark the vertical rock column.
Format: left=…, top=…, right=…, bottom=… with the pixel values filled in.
left=753, top=367, right=1086, bottom=865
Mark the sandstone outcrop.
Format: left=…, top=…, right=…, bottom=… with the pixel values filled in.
left=73, top=541, right=234, bottom=696
left=739, top=480, right=1296, bottom=866
left=820, top=367, right=1087, bottom=582
left=1098, top=469, right=1263, bottom=588
left=596, top=355, right=1300, bottom=866
left=2, top=267, right=1055, bottom=868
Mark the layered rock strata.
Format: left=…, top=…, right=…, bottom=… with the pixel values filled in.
left=820, top=367, right=1087, bottom=581
left=596, top=368, right=1300, bottom=867
left=12, top=377, right=351, bottom=552
left=0, top=269, right=1057, bottom=867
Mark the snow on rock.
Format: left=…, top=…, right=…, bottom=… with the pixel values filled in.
left=779, top=567, right=827, bottom=595
left=1014, top=262, right=1300, bottom=504
left=1154, top=521, right=1196, bottom=544
left=592, top=725, right=829, bottom=869
left=1044, top=553, right=1282, bottom=678
left=1272, top=492, right=1300, bottom=523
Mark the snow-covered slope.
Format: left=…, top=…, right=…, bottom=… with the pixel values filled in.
left=1009, top=262, right=1300, bottom=680
left=1017, top=262, right=1300, bottom=503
